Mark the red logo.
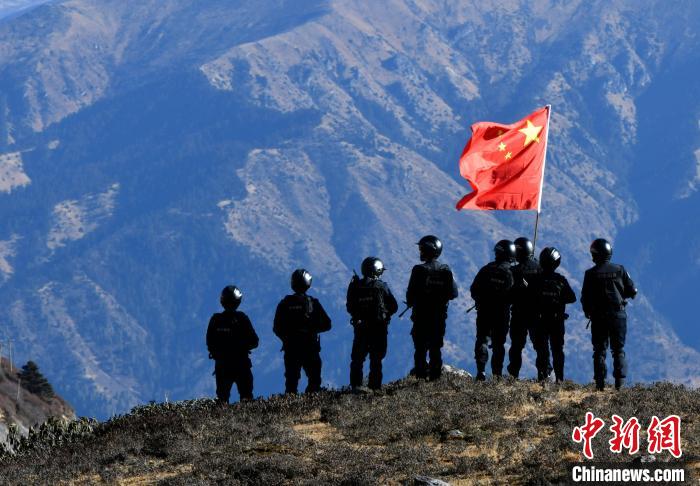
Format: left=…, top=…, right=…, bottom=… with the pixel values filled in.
left=572, top=414, right=682, bottom=459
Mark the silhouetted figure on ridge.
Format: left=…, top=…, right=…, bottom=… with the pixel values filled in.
left=507, top=236, right=542, bottom=379
left=581, top=238, right=637, bottom=391
left=206, top=285, right=259, bottom=403
left=274, top=269, right=332, bottom=394
left=470, top=240, right=515, bottom=381
left=533, top=247, right=576, bottom=382
left=406, top=235, right=458, bottom=381
left=346, top=257, right=398, bottom=391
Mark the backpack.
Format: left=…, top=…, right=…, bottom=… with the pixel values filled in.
left=351, top=279, right=387, bottom=322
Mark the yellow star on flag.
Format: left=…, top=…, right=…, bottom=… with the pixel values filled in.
left=518, top=119, right=543, bottom=147
left=505, top=152, right=512, bottom=160
left=498, top=142, right=506, bottom=151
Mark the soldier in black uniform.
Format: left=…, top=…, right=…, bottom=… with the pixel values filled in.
left=406, top=235, right=458, bottom=381
left=206, top=285, right=259, bottom=403
left=507, top=237, right=542, bottom=379
left=470, top=240, right=515, bottom=381
left=346, top=257, right=399, bottom=391
left=273, top=269, right=332, bottom=394
left=534, top=247, right=576, bottom=382
left=581, top=239, right=637, bottom=391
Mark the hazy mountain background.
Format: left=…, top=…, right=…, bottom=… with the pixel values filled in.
left=0, top=0, right=698, bottom=418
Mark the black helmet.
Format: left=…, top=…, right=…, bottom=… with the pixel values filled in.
left=514, top=237, right=534, bottom=262
left=417, top=235, right=442, bottom=261
left=291, top=268, right=312, bottom=293
left=494, top=239, right=516, bottom=263
left=220, top=285, right=243, bottom=310
left=539, top=247, right=561, bottom=272
left=590, top=238, right=612, bottom=263
left=361, top=257, right=385, bottom=278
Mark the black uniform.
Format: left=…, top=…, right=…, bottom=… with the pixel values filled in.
left=507, top=257, right=542, bottom=378
left=470, top=261, right=514, bottom=376
left=346, top=276, right=399, bottom=389
left=581, top=262, right=636, bottom=386
left=534, top=271, right=576, bottom=381
left=406, top=260, right=458, bottom=380
left=206, top=310, right=259, bottom=402
left=273, top=292, right=332, bottom=393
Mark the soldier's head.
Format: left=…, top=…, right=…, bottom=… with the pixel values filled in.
left=539, top=247, right=561, bottom=272
left=494, top=239, right=516, bottom=263
left=417, top=235, right=442, bottom=262
left=291, top=268, right=313, bottom=293
left=361, top=257, right=385, bottom=279
left=514, top=237, right=534, bottom=263
left=220, top=285, right=243, bottom=310
left=590, top=238, right=612, bottom=264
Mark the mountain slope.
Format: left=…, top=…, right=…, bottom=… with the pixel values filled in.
left=0, top=0, right=699, bottom=417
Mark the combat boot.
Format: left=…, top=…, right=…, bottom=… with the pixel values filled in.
left=615, top=378, right=624, bottom=390
left=595, top=379, right=605, bottom=391
left=476, top=371, right=486, bottom=382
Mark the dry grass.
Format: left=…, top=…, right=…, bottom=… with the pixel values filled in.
left=1, top=373, right=698, bottom=485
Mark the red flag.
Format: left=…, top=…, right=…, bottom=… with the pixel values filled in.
left=456, top=106, right=550, bottom=211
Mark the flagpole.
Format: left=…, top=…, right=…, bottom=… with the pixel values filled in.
left=533, top=104, right=551, bottom=252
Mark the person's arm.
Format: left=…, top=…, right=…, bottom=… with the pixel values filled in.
left=240, top=313, right=259, bottom=351
left=405, top=266, right=420, bottom=307
left=346, top=281, right=356, bottom=316
left=470, top=268, right=484, bottom=303
left=383, top=283, right=399, bottom=316
left=314, top=299, right=332, bottom=333
left=561, top=276, right=577, bottom=304
left=273, top=301, right=286, bottom=340
left=448, top=268, right=458, bottom=300
left=581, top=271, right=592, bottom=318
left=621, top=266, right=638, bottom=299
left=206, top=315, right=216, bottom=354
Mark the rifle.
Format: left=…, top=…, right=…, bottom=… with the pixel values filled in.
left=398, top=301, right=411, bottom=318
left=466, top=304, right=477, bottom=314
left=586, top=319, right=591, bottom=329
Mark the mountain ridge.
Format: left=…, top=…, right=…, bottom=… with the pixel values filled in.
left=0, top=0, right=698, bottom=417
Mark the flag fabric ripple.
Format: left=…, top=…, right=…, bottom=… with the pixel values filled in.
left=456, top=106, right=550, bottom=211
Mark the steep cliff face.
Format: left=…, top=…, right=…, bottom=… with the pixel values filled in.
left=0, top=0, right=698, bottom=417
left=0, top=357, right=75, bottom=443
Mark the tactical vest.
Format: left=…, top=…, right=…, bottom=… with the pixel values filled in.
left=420, top=266, right=453, bottom=305
left=210, top=313, right=238, bottom=360
left=539, top=276, right=565, bottom=314
left=284, top=295, right=315, bottom=334
left=481, top=264, right=511, bottom=301
left=351, top=279, right=387, bottom=322
left=592, top=269, right=625, bottom=311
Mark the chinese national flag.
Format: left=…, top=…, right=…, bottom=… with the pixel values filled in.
left=456, top=106, right=550, bottom=211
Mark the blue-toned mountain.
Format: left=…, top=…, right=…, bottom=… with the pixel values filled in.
left=0, top=0, right=698, bottom=417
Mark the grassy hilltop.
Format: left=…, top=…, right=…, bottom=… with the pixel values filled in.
left=1, top=371, right=698, bottom=485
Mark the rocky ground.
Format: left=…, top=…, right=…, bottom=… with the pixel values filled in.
left=0, top=369, right=697, bottom=485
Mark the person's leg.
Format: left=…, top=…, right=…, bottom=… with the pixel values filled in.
left=215, top=361, right=234, bottom=403
left=235, top=365, right=254, bottom=401
left=350, top=327, right=369, bottom=388
left=610, top=312, right=628, bottom=389
left=304, top=350, right=323, bottom=393
left=474, top=313, right=490, bottom=379
left=507, top=315, right=528, bottom=378
left=284, top=348, right=302, bottom=394
left=591, top=319, right=609, bottom=390
left=368, top=328, right=388, bottom=389
left=550, top=320, right=566, bottom=382
left=412, top=326, right=429, bottom=379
